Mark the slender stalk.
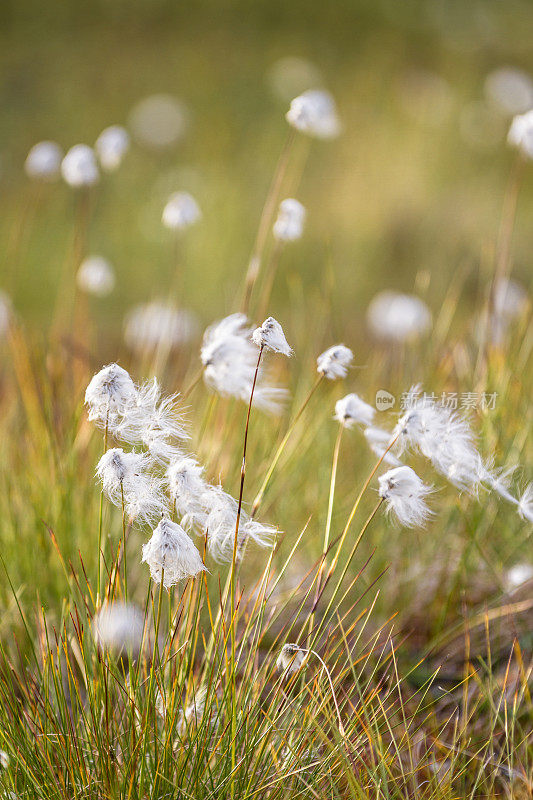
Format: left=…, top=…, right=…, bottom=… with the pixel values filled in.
left=138, top=572, right=165, bottom=797
left=96, top=411, right=109, bottom=607
left=121, top=484, right=128, bottom=602
left=325, top=431, right=400, bottom=578
left=308, top=424, right=343, bottom=637
left=292, top=647, right=346, bottom=738
left=241, top=129, right=296, bottom=315
left=229, top=343, right=263, bottom=800
left=251, top=374, right=323, bottom=518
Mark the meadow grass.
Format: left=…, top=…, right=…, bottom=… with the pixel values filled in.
left=0, top=8, right=533, bottom=797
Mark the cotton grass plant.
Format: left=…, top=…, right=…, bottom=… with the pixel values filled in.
left=0, top=71, right=531, bottom=800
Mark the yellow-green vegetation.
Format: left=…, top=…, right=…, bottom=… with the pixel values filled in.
left=0, top=1, right=532, bottom=797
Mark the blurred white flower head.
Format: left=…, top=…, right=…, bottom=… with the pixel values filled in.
left=201, top=313, right=288, bottom=414
left=508, top=110, right=533, bottom=158
left=142, top=518, right=206, bottom=587
left=286, top=89, right=341, bottom=139
left=378, top=465, right=433, bottom=528
left=162, top=191, right=201, bottom=231
left=273, top=198, right=306, bottom=242
left=24, top=141, right=63, bottom=181
left=317, top=344, right=353, bottom=380
left=0, top=291, right=12, bottom=339
left=61, top=144, right=99, bottom=188
left=367, top=292, right=432, bottom=343
left=518, top=484, right=533, bottom=524
left=92, top=601, right=146, bottom=659
left=252, top=316, right=293, bottom=356
left=277, top=643, right=307, bottom=674
left=267, top=56, right=323, bottom=103
left=129, top=94, right=188, bottom=150
left=85, top=363, right=137, bottom=425
left=95, top=125, right=130, bottom=172
left=124, top=301, right=198, bottom=352
left=76, top=256, right=115, bottom=297
left=334, top=393, right=375, bottom=428
left=485, top=68, right=533, bottom=115
left=505, top=562, right=533, bottom=591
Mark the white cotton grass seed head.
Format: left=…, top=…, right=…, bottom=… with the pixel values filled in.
left=286, top=89, right=341, bottom=139
left=61, top=144, right=99, bottom=188
left=142, top=518, right=206, bottom=588
left=129, top=94, right=189, bottom=150
left=505, top=563, right=533, bottom=591
left=96, top=448, right=168, bottom=524
left=85, top=363, right=137, bottom=425
left=201, top=313, right=288, bottom=414
left=508, top=110, right=533, bottom=159
left=252, top=317, right=293, bottom=356
left=317, top=344, right=353, bottom=380
left=95, top=125, right=130, bottom=172
left=378, top=466, right=433, bottom=528
left=166, top=456, right=208, bottom=518
left=334, top=393, right=375, bottom=428
left=76, top=256, right=115, bottom=297
left=124, top=301, right=198, bottom=352
left=92, top=601, right=146, bottom=660
left=277, top=643, right=307, bottom=674
left=24, top=141, right=63, bottom=181
left=202, top=486, right=276, bottom=563
left=162, top=191, right=201, bottom=231
left=518, top=484, right=533, bottom=523
left=485, top=68, right=533, bottom=115
left=273, top=198, right=306, bottom=242
left=367, top=291, right=432, bottom=343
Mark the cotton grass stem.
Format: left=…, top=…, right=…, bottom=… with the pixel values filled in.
left=139, top=572, right=165, bottom=797
left=241, top=128, right=296, bottom=315
left=251, top=374, right=323, bottom=518
left=96, top=410, right=109, bottom=607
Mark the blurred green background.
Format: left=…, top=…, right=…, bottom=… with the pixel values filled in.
left=1, top=0, right=532, bottom=350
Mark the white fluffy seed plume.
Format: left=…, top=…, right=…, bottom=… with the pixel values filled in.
left=317, top=344, right=353, bottom=380
left=61, top=144, right=99, bottom=187
left=85, top=363, right=137, bottom=427
left=92, top=601, right=146, bottom=659
left=286, top=89, right=341, bottom=139
left=162, top=192, right=201, bottom=231
left=77, top=256, right=115, bottom=296
left=142, top=518, right=206, bottom=588
left=24, top=141, right=63, bottom=181
left=124, top=302, right=198, bottom=352
left=508, top=110, right=533, bottom=159
left=201, top=313, right=288, bottom=414
left=96, top=448, right=167, bottom=524
left=334, top=393, right=375, bottom=428
left=277, top=643, right=307, bottom=674
left=252, top=317, right=293, bottom=356
left=273, top=198, right=306, bottom=242
left=95, top=125, right=130, bottom=172
left=378, top=465, right=433, bottom=528
left=367, top=291, right=432, bottom=343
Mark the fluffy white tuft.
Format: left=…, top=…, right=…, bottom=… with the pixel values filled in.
left=334, top=393, right=375, bottom=428
left=286, top=90, right=341, bottom=139
left=378, top=465, right=433, bottom=528
left=252, top=317, right=293, bottom=356
left=317, top=344, right=353, bottom=380
left=142, top=518, right=206, bottom=587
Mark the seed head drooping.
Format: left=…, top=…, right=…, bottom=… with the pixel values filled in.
left=201, top=313, right=288, bottom=414
left=252, top=317, right=293, bottom=356
left=378, top=465, right=433, bottom=528
left=277, top=643, right=307, bottom=674
left=273, top=198, right=306, bottom=242
left=162, top=192, right=202, bottom=231
left=25, top=141, right=63, bottom=181
left=142, top=518, right=206, bottom=588
left=95, top=125, right=130, bottom=172
left=334, top=393, right=375, bottom=428
left=96, top=448, right=167, bottom=524
left=61, top=144, right=99, bottom=187
left=286, top=89, right=341, bottom=139
left=317, top=344, right=353, bottom=380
